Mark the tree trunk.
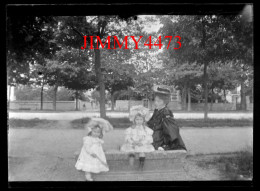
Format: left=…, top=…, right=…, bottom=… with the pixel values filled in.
left=111, top=92, right=115, bottom=111
left=75, top=90, right=79, bottom=111
left=210, top=88, right=214, bottom=111
left=182, top=84, right=187, bottom=110
left=240, top=80, right=247, bottom=110
left=201, top=17, right=208, bottom=121
left=40, top=85, right=44, bottom=110
left=53, top=85, right=58, bottom=111
left=187, top=85, right=191, bottom=111
left=204, top=63, right=208, bottom=120
left=223, top=88, right=226, bottom=103
left=94, top=48, right=106, bottom=118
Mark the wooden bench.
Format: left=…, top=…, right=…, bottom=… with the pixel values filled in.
left=75, top=150, right=188, bottom=181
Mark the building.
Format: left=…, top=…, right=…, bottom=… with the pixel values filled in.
left=7, top=85, right=16, bottom=101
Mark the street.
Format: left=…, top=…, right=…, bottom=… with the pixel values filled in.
left=8, top=111, right=253, bottom=120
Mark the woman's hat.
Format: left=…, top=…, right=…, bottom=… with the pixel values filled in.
left=129, top=105, right=150, bottom=122
left=85, top=117, right=113, bottom=134
left=153, top=85, right=171, bottom=95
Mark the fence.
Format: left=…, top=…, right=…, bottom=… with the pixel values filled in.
left=190, top=103, right=235, bottom=111
left=9, top=100, right=97, bottom=111
left=115, top=100, right=182, bottom=111
left=9, top=100, right=253, bottom=111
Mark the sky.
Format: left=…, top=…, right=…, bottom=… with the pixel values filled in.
left=138, top=15, right=163, bottom=33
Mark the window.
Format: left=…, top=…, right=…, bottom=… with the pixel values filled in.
left=171, top=93, right=177, bottom=101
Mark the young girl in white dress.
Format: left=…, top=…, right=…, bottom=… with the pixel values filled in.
left=75, top=124, right=109, bottom=181
left=120, top=106, right=155, bottom=169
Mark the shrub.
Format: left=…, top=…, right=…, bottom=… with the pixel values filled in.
left=8, top=118, right=54, bottom=128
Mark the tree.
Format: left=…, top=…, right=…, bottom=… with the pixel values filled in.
left=158, top=15, right=252, bottom=118
left=163, top=60, right=203, bottom=111
left=52, top=16, right=138, bottom=117
left=103, top=64, right=134, bottom=110
left=225, top=17, right=253, bottom=110
left=62, top=58, right=96, bottom=110
left=15, top=85, right=39, bottom=101
left=207, top=62, right=238, bottom=108
left=7, top=16, right=59, bottom=85
left=42, top=46, right=93, bottom=110
left=91, top=90, right=100, bottom=107
left=7, top=15, right=61, bottom=109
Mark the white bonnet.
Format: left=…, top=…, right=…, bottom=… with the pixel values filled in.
left=129, top=105, right=150, bottom=122
left=85, top=117, right=113, bottom=134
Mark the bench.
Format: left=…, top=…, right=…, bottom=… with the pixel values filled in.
left=75, top=150, right=188, bottom=181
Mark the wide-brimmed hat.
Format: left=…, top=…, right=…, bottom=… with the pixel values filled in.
left=85, top=117, right=113, bottom=134
left=153, top=85, right=171, bottom=95
left=129, top=105, right=150, bottom=122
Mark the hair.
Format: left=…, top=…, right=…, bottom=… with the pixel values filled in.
left=154, top=92, right=170, bottom=105
left=87, top=125, right=103, bottom=139
left=133, top=113, right=146, bottom=126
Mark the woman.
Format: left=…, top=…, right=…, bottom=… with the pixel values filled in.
left=147, top=86, right=186, bottom=151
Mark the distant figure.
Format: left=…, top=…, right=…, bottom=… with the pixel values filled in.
left=83, top=104, right=86, bottom=111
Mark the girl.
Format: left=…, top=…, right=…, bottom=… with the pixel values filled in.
left=120, top=106, right=155, bottom=169
left=147, top=86, right=186, bottom=151
left=75, top=121, right=110, bottom=181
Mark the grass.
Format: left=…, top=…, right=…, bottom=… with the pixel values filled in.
left=8, top=109, right=68, bottom=113
left=70, top=117, right=91, bottom=129
left=8, top=118, right=57, bottom=128
left=197, top=150, right=253, bottom=180
left=8, top=117, right=253, bottom=129
left=70, top=117, right=252, bottom=129
left=70, top=117, right=131, bottom=129
left=177, top=118, right=253, bottom=127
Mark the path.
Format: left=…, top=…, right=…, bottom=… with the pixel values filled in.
left=8, top=111, right=253, bottom=120
left=8, top=127, right=253, bottom=181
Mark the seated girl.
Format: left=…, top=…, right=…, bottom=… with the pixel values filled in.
left=120, top=106, right=155, bottom=169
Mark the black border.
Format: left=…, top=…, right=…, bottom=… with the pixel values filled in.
left=5, top=2, right=256, bottom=190
left=6, top=3, right=248, bottom=16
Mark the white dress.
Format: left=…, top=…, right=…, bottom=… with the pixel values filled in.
left=75, top=136, right=109, bottom=173
left=120, top=125, right=155, bottom=153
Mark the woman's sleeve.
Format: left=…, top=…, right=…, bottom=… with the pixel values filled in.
left=83, top=137, right=94, bottom=154
left=161, top=111, right=179, bottom=142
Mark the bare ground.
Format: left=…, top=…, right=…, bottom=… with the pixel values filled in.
left=8, top=120, right=253, bottom=181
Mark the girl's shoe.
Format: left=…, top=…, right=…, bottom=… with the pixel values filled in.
left=85, top=173, right=93, bottom=181
left=162, top=145, right=170, bottom=150
left=158, top=147, right=164, bottom=151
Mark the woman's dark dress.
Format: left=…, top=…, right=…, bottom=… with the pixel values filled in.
left=146, top=106, right=186, bottom=151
